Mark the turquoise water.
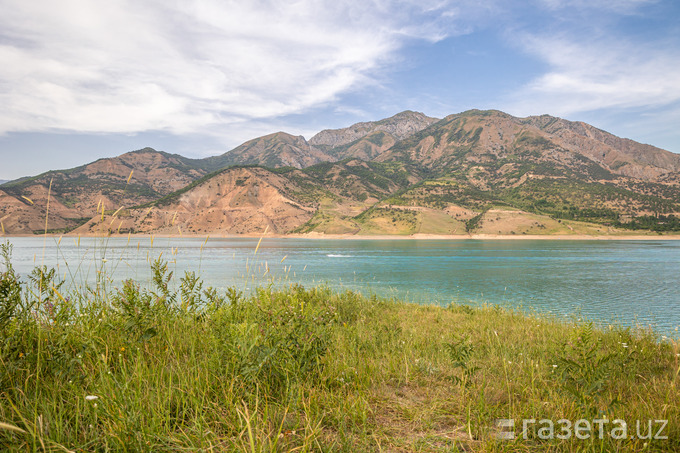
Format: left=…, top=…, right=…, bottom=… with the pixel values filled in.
left=2, top=236, right=679, bottom=335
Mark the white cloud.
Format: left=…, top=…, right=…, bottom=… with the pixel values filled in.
left=507, top=34, right=680, bottom=118
left=0, top=0, right=471, bottom=138
left=536, top=0, right=657, bottom=14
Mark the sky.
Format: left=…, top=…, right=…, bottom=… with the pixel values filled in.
left=0, top=0, right=679, bottom=180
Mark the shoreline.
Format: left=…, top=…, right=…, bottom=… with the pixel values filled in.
left=3, top=232, right=680, bottom=240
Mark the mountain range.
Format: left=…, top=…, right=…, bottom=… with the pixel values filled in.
left=1, top=109, right=679, bottom=236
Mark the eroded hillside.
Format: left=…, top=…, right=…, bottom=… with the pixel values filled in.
left=1, top=110, right=679, bottom=236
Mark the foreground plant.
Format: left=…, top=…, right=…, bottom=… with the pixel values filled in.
left=0, top=243, right=678, bottom=452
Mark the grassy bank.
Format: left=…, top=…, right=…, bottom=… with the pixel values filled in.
left=0, top=242, right=678, bottom=452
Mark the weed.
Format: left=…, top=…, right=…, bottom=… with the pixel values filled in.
left=554, top=322, right=616, bottom=416
left=446, top=335, right=479, bottom=387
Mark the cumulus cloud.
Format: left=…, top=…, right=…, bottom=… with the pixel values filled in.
left=0, top=0, right=473, bottom=137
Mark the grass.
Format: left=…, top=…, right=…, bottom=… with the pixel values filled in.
left=0, top=241, right=679, bottom=452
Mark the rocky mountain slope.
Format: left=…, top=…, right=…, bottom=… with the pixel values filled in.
left=0, top=148, right=209, bottom=233
left=376, top=110, right=680, bottom=180
left=76, top=167, right=319, bottom=235
left=310, top=110, right=439, bottom=161
left=1, top=110, right=678, bottom=236
left=200, top=111, right=439, bottom=169
left=200, top=132, right=335, bottom=170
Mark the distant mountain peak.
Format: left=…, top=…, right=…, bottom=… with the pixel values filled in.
left=202, top=130, right=333, bottom=170
left=309, top=110, right=439, bottom=152
left=130, top=147, right=160, bottom=153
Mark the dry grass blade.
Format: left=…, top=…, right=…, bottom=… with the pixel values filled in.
left=254, top=225, right=269, bottom=256
left=44, top=178, right=53, bottom=236
left=0, top=421, right=26, bottom=434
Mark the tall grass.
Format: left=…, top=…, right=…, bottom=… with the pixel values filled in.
left=0, top=241, right=679, bottom=452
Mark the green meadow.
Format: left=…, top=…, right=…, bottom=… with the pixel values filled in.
left=0, top=241, right=678, bottom=452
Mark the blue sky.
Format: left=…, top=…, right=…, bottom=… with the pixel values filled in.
left=0, top=0, right=679, bottom=180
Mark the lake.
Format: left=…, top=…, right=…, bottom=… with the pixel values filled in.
left=2, top=236, right=679, bottom=335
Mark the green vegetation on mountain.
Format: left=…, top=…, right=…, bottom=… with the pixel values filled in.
left=1, top=110, right=679, bottom=235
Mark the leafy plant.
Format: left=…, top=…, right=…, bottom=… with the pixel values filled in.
left=0, top=242, right=22, bottom=332
left=179, top=271, right=203, bottom=312
left=111, top=280, right=159, bottom=342
left=150, top=257, right=175, bottom=306
left=554, top=322, right=616, bottom=416
left=446, top=336, right=479, bottom=387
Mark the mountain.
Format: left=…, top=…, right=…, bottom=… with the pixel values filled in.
left=0, top=148, right=209, bottom=234
left=376, top=110, right=680, bottom=179
left=199, top=111, right=438, bottom=170
left=77, top=166, right=320, bottom=235
left=370, top=110, right=680, bottom=232
left=202, top=132, right=335, bottom=170
left=77, top=159, right=420, bottom=236
left=522, top=115, right=680, bottom=181
left=1, top=109, right=679, bottom=236
left=310, top=110, right=439, bottom=161
left=310, top=111, right=438, bottom=149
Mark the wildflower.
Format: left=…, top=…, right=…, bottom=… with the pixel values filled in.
left=85, top=395, right=99, bottom=401
left=622, top=343, right=628, bottom=348
left=120, top=347, right=125, bottom=352
left=18, top=352, right=23, bottom=358
left=552, top=364, right=558, bottom=368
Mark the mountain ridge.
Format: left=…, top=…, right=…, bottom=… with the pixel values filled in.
left=1, top=109, right=678, bottom=236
